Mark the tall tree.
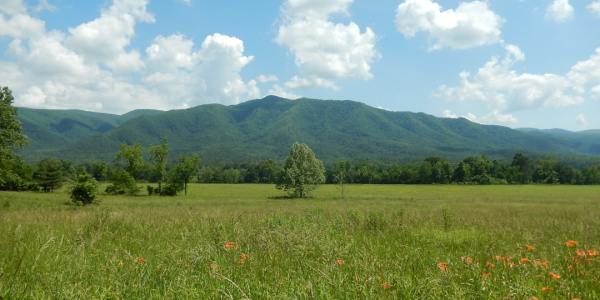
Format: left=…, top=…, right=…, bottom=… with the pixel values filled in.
left=0, top=87, right=29, bottom=190
left=512, top=153, right=531, bottom=184
left=149, top=138, right=169, bottom=191
left=115, top=143, right=144, bottom=179
left=277, top=143, right=325, bottom=198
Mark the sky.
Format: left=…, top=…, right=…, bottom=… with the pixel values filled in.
left=0, top=0, right=599, bottom=130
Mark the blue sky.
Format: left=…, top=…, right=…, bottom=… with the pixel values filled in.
left=1, top=0, right=599, bottom=130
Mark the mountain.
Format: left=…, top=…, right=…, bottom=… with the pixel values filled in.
left=15, top=96, right=600, bottom=164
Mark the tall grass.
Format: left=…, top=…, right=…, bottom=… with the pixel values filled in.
left=1, top=184, right=599, bottom=299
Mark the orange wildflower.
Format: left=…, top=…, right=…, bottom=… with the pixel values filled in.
left=239, top=253, right=250, bottom=265
left=437, top=262, right=448, bottom=272
left=485, top=261, right=496, bottom=269
left=136, top=257, right=145, bottom=265
left=548, top=272, right=561, bottom=280
left=336, top=259, right=345, bottom=266
left=526, top=244, right=535, bottom=252
left=520, top=257, right=530, bottom=264
left=587, top=249, right=598, bottom=257
left=530, top=297, right=539, bottom=300
left=541, top=286, right=553, bottom=293
left=382, top=282, right=392, bottom=290
left=533, top=259, right=549, bottom=269
left=463, top=256, right=474, bottom=265
left=224, top=241, right=236, bottom=250
left=571, top=298, right=582, bottom=300
left=576, top=249, right=586, bottom=257
left=565, top=240, right=578, bottom=248
left=482, top=272, right=491, bottom=279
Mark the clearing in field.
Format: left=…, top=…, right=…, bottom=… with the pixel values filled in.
left=1, top=184, right=599, bottom=299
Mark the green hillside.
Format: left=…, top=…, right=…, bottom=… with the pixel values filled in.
left=15, top=96, right=600, bottom=163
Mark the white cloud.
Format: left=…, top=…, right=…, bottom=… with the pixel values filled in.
left=576, top=113, right=588, bottom=126
left=267, top=84, right=300, bottom=99
left=35, top=0, right=56, bottom=13
left=589, top=1, right=600, bottom=17
left=256, top=75, right=279, bottom=83
left=0, top=0, right=26, bottom=15
left=0, top=0, right=260, bottom=113
left=276, top=0, right=377, bottom=91
left=442, top=109, right=458, bottom=118
left=438, top=45, right=600, bottom=126
left=546, top=0, right=574, bottom=23
left=443, top=109, right=517, bottom=126
left=395, top=0, right=503, bottom=50
left=180, top=0, right=192, bottom=6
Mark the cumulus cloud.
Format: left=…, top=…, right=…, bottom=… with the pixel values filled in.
left=589, top=1, right=600, bottom=17
left=438, top=45, right=600, bottom=125
left=546, top=0, right=574, bottom=23
left=395, top=0, right=503, bottom=50
left=276, top=0, right=377, bottom=92
left=0, top=0, right=260, bottom=113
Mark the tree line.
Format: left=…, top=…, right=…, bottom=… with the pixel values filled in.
left=3, top=86, right=600, bottom=201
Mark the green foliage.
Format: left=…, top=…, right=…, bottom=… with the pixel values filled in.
left=334, top=160, right=352, bottom=198
left=70, top=173, right=98, bottom=205
left=15, top=96, right=600, bottom=164
left=277, top=143, right=325, bottom=198
left=0, top=87, right=26, bottom=150
left=33, top=158, right=64, bottom=192
left=106, top=170, right=139, bottom=195
left=148, top=138, right=169, bottom=189
left=167, top=154, right=200, bottom=195
left=115, top=144, right=144, bottom=179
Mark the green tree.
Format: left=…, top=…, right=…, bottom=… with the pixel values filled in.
left=419, top=157, right=451, bottom=184
left=0, top=87, right=29, bottom=191
left=512, top=153, right=531, bottom=184
left=334, top=160, right=352, bottom=199
left=115, top=144, right=144, bottom=179
left=106, top=170, right=139, bottom=195
left=149, top=139, right=169, bottom=192
left=276, top=143, right=325, bottom=198
left=167, top=154, right=200, bottom=196
left=33, top=158, right=64, bottom=192
left=89, top=161, right=109, bottom=181
left=70, top=173, right=98, bottom=205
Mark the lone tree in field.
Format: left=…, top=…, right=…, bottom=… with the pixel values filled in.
left=167, top=154, right=200, bottom=196
left=277, top=143, right=325, bottom=198
left=34, top=158, right=64, bottom=192
left=70, top=173, right=98, bottom=205
left=149, top=138, right=169, bottom=192
left=334, top=160, right=352, bottom=199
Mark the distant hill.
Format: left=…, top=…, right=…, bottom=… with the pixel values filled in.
left=16, top=96, right=600, bottom=164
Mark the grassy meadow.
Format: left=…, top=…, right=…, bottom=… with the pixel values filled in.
left=1, top=184, right=599, bottom=299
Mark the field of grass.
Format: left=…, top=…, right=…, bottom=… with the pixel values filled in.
left=1, top=184, right=599, bottom=299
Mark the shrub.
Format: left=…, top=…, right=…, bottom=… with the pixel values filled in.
left=105, top=170, right=139, bottom=195
left=70, top=174, right=98, bottom=205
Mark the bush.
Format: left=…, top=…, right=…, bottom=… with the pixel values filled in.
left=70, top=174, right=98, bottom=205
left=105, top=170, right=139, bottom=195
left=160, top=184, right=178, bottom=196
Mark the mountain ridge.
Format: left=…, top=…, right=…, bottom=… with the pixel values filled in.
left=15, top=96, right=600, bottom=163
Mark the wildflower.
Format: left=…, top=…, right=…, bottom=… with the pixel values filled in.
left=530, top=297, right=539, bottom=300
left=437, top=262, right=448, bottom=272
left=136, top=257, right=145, bottom=265
left=541, top=286, right=552, bottom=293
left=564, top=240, right=578, bottom=248
left=224, top=241, right=236, bottom=250
left=382, top=282, right=392, bottom=290
left=520, top=257, right=530, bottom=264
left=336, top=259, right=345, bottom=266
left=587, top=249, right=598, bottom=257
left=548, top=272, right=561, bottom=280
left=526, top=244, right=535, bottom=252
left=463, top=256, right=474, bottom=265
left=239, top=253, right=250, bottom=265
left=482, top=272, right=491, bottom=279
left=533, top=259, right=549, bottom=269
left=571, top=298, right=581, bottom=300
left=485, top=261, right=496, bottom=269
left=576, top=249, right=586, bottom=257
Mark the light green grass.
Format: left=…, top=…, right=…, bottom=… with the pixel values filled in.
left=1, top=184, right=599, bottom=299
